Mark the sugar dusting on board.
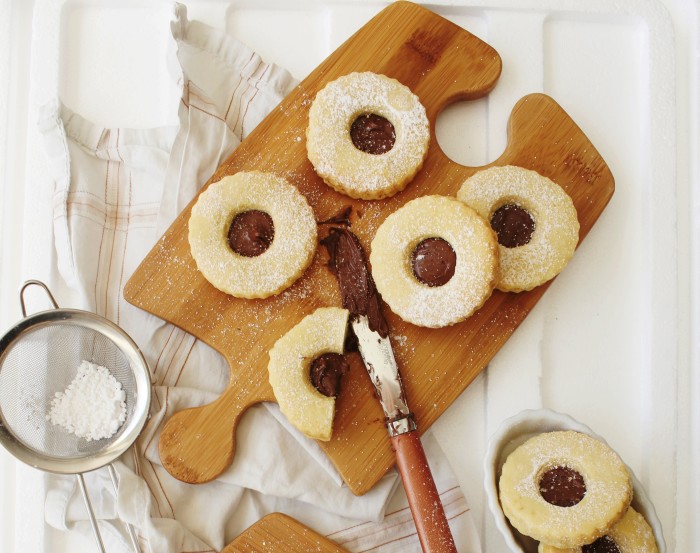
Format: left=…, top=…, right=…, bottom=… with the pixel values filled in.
left=47, top=360, right=127, bottom=441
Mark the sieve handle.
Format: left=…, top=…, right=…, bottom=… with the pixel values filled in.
left=108, top=463, right=142, bottom=553
left=76, top=473, right=107, bottom=553
left=19, top=280, right=59, bottom=317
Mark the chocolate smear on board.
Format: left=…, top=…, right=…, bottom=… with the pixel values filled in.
left=320, top=227, right=389, bottom=338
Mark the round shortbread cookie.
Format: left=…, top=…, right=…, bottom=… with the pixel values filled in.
left=370, top=195, right=499, bottom=328
left=457, top=165, right=579, bottom=292
left=268, top=307, right=349, bottom=441
left=538, top=507, right=659, bottom=553
left=499, top=430, right=633, bottom=550
left=188, top=171, right=317, bottom=299
left=306, top=71, right=430, bottom=200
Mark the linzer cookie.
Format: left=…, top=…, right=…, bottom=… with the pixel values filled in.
left=498, top=430, right=633, bottom=549
left=370, top=195, right=499, bottom=328
left=268, top=307, right=350, bottom=441
left=538, top=506, right=659, bottom=553
left=306, top=71, right=429, bottom=200
left=188, top=171, right=317, bottom=299
left=457, top=165, right=579, bottom=292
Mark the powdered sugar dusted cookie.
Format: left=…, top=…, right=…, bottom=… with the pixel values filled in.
left=538, top=506, right=659, bottom=552
left=188, top=171, right=317, bottom=299
left=306, top=72, right=429, bottom=200
left=499, top=430, right=633, bottom=549
left=268, top=307, right=350, bottom=442
left=370, top=195, right=498, bottom=328
left=457, top=165, right=579, bottom=292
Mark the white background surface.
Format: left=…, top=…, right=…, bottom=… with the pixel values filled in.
left=1, top=0, right=698, bottom=551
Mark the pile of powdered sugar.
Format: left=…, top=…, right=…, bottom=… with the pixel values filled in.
left=47, top=360, right=127, bottom=442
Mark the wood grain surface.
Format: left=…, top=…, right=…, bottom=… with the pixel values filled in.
left=221, top=513, right=347, bottom=553
left=124, top=0, right=614, bottom=495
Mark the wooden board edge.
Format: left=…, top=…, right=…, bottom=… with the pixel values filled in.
left=221, top=513, right=348, bottom=553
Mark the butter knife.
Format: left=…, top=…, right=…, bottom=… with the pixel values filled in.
left=352, top=314, right=458, bottom=553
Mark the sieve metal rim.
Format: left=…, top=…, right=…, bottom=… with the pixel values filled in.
left=0, top=287, right=152, bottom=475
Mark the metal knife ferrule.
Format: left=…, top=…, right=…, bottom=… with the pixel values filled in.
left=386, top=414, right=417, bottom=437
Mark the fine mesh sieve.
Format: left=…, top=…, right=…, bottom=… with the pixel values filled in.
left=0, top=280, right=151, bottom=552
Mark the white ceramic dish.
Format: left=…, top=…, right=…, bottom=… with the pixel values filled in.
left=484, top=408, right=666, bottom=553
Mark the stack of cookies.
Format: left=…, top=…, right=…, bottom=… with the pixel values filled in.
left=498, top=430, right=658, bottom=552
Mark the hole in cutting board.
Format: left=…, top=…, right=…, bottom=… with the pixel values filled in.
left=435, top=96, right=503, bottom=167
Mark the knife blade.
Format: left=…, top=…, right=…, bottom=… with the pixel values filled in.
left=352, top=315, right=457, bottom=553
left=351, top=316, right=410, bottom=430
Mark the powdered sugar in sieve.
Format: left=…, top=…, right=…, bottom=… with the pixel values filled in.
left=47, top=360, right=127, bottom=442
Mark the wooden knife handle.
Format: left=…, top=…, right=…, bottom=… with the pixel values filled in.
left=391, top=430, right=458, bottom=553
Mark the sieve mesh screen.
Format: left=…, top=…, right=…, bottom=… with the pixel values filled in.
left=0, top=322, right=138, bottom=459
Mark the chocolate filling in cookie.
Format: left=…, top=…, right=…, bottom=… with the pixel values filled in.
left=350, top=113, right=396, bottom=154
left=582, top=536, right=621, bottom=553
left=228, top=210, right=275, bottom=257
left=310, top=353, right=349, bottom=398
left=490, top=203, right=535, bottom=248
left=410, top=237, right=457, bottom=287
left=539, top=465, right=587, bottom=507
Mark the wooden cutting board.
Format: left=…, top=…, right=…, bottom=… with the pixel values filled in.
left=221, top=513, right=347, bottom=553
left=124, top=0, right=614, bottom=495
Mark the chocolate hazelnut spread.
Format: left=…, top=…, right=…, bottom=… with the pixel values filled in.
left=310, top=352, right=350, bottom=397
left=539, top=465, right=587, bottom=507
left=321, top=227, right=389, bottom=338
left=350, top=113, right=396, bottom=155
left=583, top=536, right=621, bottom=553
left=411, top=237, right=456, bottom=287
left=228, top=210, right=274, bottom=257
left=490, top=203, right=535, bottom=248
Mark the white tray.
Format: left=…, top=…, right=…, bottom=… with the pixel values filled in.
left=1, top=0, right=698, bottom=551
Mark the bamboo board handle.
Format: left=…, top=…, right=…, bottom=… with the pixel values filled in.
left=391, top=430, right=457, bottom=553
left=158, top=383, right=272, bottom=483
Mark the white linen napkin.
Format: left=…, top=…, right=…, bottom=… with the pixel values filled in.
left=35, top=3, right=480, bottom=552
